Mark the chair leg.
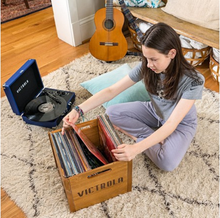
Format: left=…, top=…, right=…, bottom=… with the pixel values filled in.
left=24, top=0, right=30, bottom=8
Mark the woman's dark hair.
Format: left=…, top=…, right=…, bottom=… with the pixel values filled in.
left=141, top=22, right=199, bottom=99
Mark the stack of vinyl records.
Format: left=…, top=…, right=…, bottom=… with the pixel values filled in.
left=97, top=114, right=122, bottom=162
left=49, top=114, right=122, bottom=177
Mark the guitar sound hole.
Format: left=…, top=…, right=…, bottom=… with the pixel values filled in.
left=104, top=19, right=114, bottom=30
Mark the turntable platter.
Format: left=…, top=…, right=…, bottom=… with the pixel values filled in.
left=24, top=95, right=66, bottom=122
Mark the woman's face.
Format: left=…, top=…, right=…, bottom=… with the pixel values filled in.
left=142, top=46, right=176, bottom=74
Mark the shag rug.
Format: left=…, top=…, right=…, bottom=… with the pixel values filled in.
left=1, top=0, right=51, bottom=23
left=1, top=54, right=219, bottom=218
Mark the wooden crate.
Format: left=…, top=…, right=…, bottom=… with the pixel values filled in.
left=49, top=119, right=132, bottom=212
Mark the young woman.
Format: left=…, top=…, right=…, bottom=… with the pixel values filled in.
left=62, top=23, right=204, bottom=171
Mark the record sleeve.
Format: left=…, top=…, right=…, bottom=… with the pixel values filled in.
left=74, top=133, right=104, bottom=169
left=73, top=125, right=108, bottom=165
left=97, top=114, right=122, bottom=162
left=50, top=133, right=68, bottom=176
left=61, top=132, right=85, bottom=174
left=65, top=128, right=91, bottom=172
left=53, top=132, right=75, bottom=177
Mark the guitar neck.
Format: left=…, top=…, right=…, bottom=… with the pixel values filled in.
left=106, top=0, right=113, bottom=20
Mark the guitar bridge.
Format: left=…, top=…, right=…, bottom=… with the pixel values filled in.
left=100, top=42, right=118, bottom=46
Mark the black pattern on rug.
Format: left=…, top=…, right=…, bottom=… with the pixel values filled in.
left=26, top=125, right=40, bottom=217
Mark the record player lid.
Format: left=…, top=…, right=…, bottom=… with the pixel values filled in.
left=3, top=59, right=44, bottom=115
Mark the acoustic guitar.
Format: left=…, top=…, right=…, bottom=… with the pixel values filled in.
left=89, top=0, right=128, bottom=62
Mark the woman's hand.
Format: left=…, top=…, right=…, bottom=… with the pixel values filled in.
left=62, top=109, right=79, bottom=134
left=111, top=144, right=139, bottom=161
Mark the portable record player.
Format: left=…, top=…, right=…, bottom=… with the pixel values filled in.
left=3, top=59, right=75, bottom=128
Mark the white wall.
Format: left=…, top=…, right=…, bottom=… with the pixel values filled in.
left=51, top=0, right=105, bottom=46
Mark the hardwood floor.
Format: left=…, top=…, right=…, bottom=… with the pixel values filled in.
left=1, top=7, right=90, bottom=98
left=1, top=188, right=26, bottom=218
left=1, top=7, right=219, bottom=218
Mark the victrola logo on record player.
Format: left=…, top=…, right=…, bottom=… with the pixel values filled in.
left=3, top=59, right=75, bottom=128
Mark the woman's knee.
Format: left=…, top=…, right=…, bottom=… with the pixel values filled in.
left=106, top=105, right=119, bottom=123
left=143, top=147, right=182, bottom=172
left=106, top=105, right=117, bottom=117
left=156, top=161, right=179, bottom=172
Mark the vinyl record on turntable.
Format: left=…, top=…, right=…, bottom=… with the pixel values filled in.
left=24, top=95, right=66, bottom=122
